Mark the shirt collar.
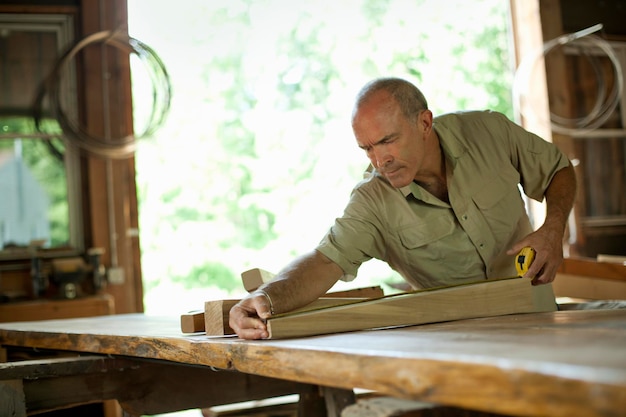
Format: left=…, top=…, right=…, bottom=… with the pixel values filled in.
left=433, top=116, right=468, bottom=168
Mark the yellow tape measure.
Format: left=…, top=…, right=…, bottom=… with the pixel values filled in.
left=515, top=247, right=535, bottom=277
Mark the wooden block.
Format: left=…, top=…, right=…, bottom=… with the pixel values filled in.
left=266, top=278, right=557, bottom=339
left=241, top=268, right=276, bottom=292
left=205, top=300, right=240, bottom=336
left=180, top=310, right=205, bottom=333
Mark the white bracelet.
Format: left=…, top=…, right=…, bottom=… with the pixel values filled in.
left=255, top=289, right=275, bottom=315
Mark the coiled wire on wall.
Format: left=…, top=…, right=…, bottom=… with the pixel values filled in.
left=33, top=29, right=171, bottom=159
left=513, top=24, right=624, bottom=136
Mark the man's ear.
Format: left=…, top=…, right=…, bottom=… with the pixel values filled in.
left=420, top=109, right=433, bottom=134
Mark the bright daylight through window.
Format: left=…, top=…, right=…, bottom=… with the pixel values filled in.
left=127, top=0, right=514, bottom=316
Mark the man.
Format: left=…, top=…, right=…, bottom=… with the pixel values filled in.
left=230, top=77, right=576, bottom=340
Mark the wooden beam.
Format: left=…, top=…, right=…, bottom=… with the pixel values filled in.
left=0, top=354, right=318, bottom=415
left=118, top=360, right=320, bottom=415
left=79, top=0, right=144, bottom=315
left=266, top=278, right=557, bottom=339
left=1, top=356, right=136, bottom=414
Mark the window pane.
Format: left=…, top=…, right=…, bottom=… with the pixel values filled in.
left=0, top=14, right=76, bottom=254
left=0, top=118, right=69, bottom=249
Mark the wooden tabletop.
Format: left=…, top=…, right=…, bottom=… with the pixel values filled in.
left=1, top=310, right=625, bottom=417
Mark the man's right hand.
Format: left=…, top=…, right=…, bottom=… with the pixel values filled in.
left=229, top=250, right=343, bottom=340
left=228, top=292, right=273, bottom=340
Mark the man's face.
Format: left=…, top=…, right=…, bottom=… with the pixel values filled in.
left=352, top=91, right=427, bottom=188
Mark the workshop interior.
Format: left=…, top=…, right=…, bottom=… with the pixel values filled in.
left=0, top=0, right=625, bottom=416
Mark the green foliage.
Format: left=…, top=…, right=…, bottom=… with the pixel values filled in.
left=171, top=261, right=240, bottom=291
left=451, top=3, right=513, bottom=118
left=130, top=0, right=515, bottom=300
left=21, top=139, right=69, bottom=246
left=0, top=117, right=69, bottom=247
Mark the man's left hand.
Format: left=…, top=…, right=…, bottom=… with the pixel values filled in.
left=507, top=226, right=564, bottom=285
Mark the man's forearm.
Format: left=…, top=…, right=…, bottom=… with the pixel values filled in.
left=546, top=164, right=576, bottom=231
left=258, top=250, right=343, bottom=314
left=543, top=163, right=577, bottom=234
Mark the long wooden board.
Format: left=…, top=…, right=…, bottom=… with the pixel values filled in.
left=180, top=284, right=384, bottom=334
left=266, top=278, right=556, bottom=339
left=204, top=297, right=369, bottom=336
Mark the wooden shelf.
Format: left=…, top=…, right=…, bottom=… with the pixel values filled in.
left=554, top=257, right=626, bottom=300
left=0, top=294, right=115, bottom=323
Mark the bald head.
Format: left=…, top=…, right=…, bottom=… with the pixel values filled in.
left=352, top=78, right=428, bottom=124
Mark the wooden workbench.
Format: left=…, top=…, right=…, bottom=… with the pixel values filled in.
left=0, top=310, right=625, bottom=416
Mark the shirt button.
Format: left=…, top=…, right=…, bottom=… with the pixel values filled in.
left=479, top=243, right=485, bottom=249
left=462, top=214, right=468, bottom=220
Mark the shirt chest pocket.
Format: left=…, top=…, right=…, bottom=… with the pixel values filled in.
left=395, top=215, right=456, bottom=260
left=471, top=176, right=524, bottom=235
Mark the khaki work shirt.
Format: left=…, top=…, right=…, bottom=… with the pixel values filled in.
left=316, top=110, right=571, bottom=289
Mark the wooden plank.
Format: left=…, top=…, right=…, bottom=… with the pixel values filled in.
left=553, top=273, right=626, bottom=300
left=205, top=397, right=299, bottom=416
left=0, top=380, right=26, bottom=417
left=242, top=268, right=385, bottom=296
left=0, top=355, right=315, bottom=416
left=266, top=278, right=557, bottom=339
left=204, top=298, right=367, bottom=336
left=554, top=257, right=626, bottom=300
left=0, top=356, right=117, bottom=380
left=181, top=285, right=385, bottom=334
left=324, top=286, right=384, bottom=299
left=558, top=257, right=626, bottom=281
left=342, top=397, right=508, bottom=417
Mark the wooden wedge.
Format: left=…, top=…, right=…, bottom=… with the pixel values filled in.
left=266, top=277, right=557, bottom=339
